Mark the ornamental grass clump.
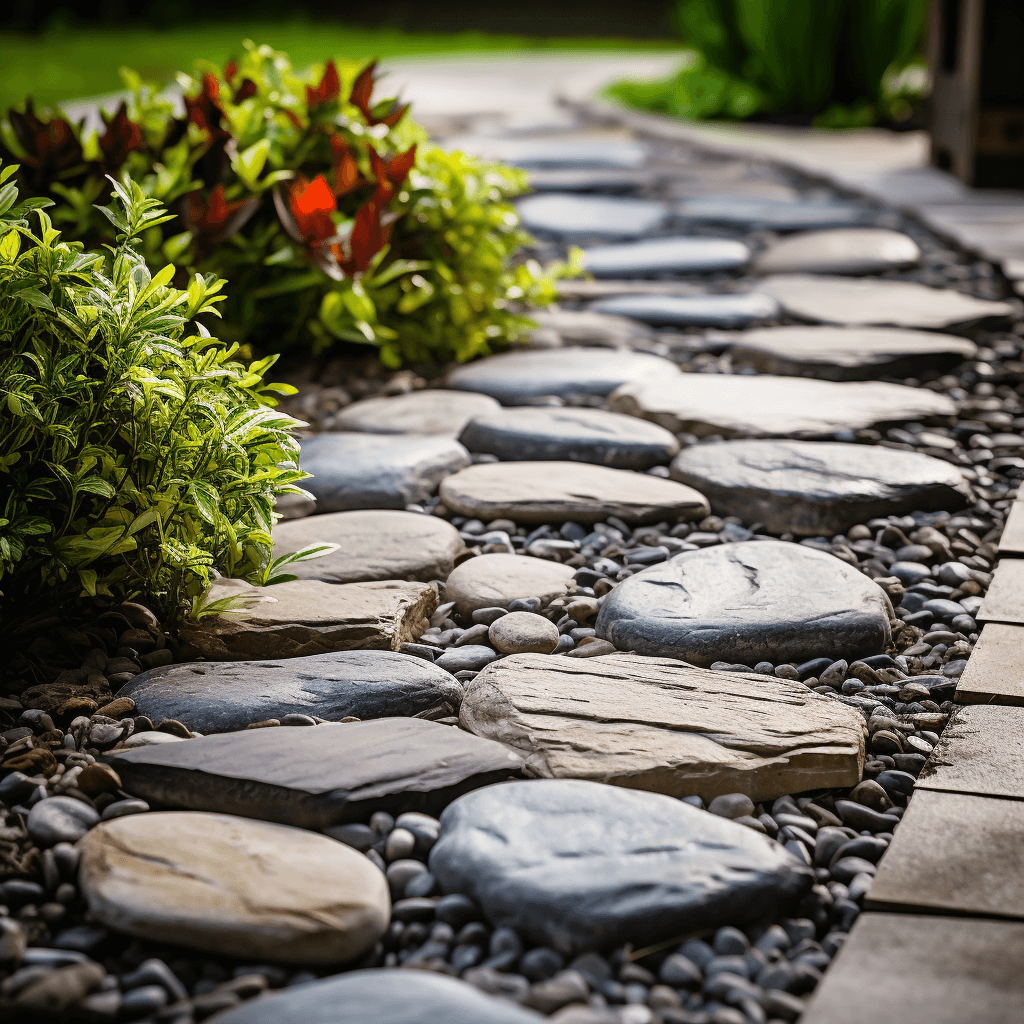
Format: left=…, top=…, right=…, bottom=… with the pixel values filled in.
left=0, top=165, right=310, bottom=626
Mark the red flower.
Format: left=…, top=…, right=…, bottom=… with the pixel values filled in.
left=288, top=174, right=337, bottom=246
left=349, top=61, right=409, bottom=127
left=307, top=60, right=341, bottom=110
left=97, top=102, right=142, bottom=173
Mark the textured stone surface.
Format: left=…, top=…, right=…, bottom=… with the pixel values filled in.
left=271, top=510, right=463, bottom=584
left=461, top=653, right=864, bottom=800
left=333, top=390, right=501, bottom=437
left=516, top=194, right=669, bottom=238
left=669, top=440, right=970, bottom=536
left=978, top=559, right=1024, bottom=625
left=445, top=554, right=575, bottom=615
left=299, top=434, right=470, bottom=511
left=458, top=407, right=680, bottom=469
left=119, top=651, right=463, bottom=734
left=439, top=461, right=709, bottom=525
left=610, top=373, right=956, bottom=438
left=595, top=540, right=891, bottom=667
left=429, top=779, right=814, bottom=955
left=580, top=237, right=750, bottom=277
left=955, top=624, right=1024, bottom=706
left=488, top=612, right=560, bottom=655
left=677, top=197, right=869, bottom=230
left=78, top=812, right=389, bottom=965
left=107, top=719, right=524, bottom=828
left=997, top=500, right=1024, bottom=556
left=589, top=292, right=778, bottom=328
left=753, top=228, right=921, bottom=275
left=178, top=579, right=436, bottom=660
left=729, top=325, right=977, bottom=381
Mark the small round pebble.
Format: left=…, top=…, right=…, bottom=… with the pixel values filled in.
left=707, top=793, right=756, bottom=820
left=26, top=797, right=100, bottom=846
left=488, top=611, right=560, bottom=655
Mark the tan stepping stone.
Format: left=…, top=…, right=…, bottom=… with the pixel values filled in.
left=800, top=913, right=1024, bottom=1024
left=78, top=812, right=390, bottom=964
left=272, top=511, right=463, bottom=584
left=445, top=553, right=574, bottom=615
left=997, top=500, right=1024, bottom=556
left=978, top=559, right=1024, bottom=625
left=753, top=228, right=921, bottom=275
left=334, top=389, right=501, bottom=437
left=460, top=652, right=865, bottom=803
left=178, top=578, right=436, bottom=660
left=955, top=624, right=1024, bottom=706
left=439, top=461, right=710, bottom=524
left=866, top=790, right=1024, bottom=920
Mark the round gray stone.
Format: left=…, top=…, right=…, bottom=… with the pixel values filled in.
left=677, top=197, right=869, bottom=230
left=516, top=194, right=670, bottom=238
left=488, top=612, right=560, bottom=654
left=581, top=237, right=750, bottom=277
left=333, top=390, right=501, bottom=437
left=589, top=293, right=779, bottom=328
left=445, top=554, right=575, bottom=615
left=754, top=228, right=921, bottom=276
left=26, top=796, right=100, bottom=847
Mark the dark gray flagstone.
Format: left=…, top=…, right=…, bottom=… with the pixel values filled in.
left=677, top=197, right=870, bottom=230
left=516, top=194, right=669, bottom=238
left=581, top=236, right=750, bottom=277
left=589, top=292, right=778, bottom=328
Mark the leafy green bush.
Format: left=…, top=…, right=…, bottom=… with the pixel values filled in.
left=0, top=165, right=309, bottom=625
left=1, top=42, right=566, bottom=367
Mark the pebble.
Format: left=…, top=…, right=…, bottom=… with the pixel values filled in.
left=488, top=612, right=561, bottom=654
left=26, top=797, right=101, bottom=846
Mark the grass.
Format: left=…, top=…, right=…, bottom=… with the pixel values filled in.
left=0, top=21, right=685, bottom=111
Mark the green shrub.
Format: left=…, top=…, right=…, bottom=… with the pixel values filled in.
left=1, top=42, right=567, bottom=367
left=0, top=165, right=309, bottom=626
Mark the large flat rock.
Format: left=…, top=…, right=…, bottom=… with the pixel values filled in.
left=595, top=540, right=891, bottom=667
left=669, top=439, right=970, bottom=536
left=439, top=461, right=710, bottom=525
left=429, top=779, right=814, bottom=955
left=997, top=500, right=1024, bottom=556
left=955, top=624, right=1024, bottom=706
left=610, top=373, right=957, bottom=438
left=119, top=650, right=463, bottom=734
left=78, top=812, right=390, bottom=965
left=445, top=554, right=575, bottom=615
left=677, top=196, right=869, bottom=230
left=753, top=228, right=921, bottom=275
left=299, top=434, right=470, bottom=511
left=333, top=390, right=501, bottom=437
left=271, top=510, right=463, bottom=584
left=580, top=237, right=750, bottom=277
left=516, top=194, right=669, bottom=238
left=107, top=718, right=525, bottom=828
left=978, top=558, right=1024, bottom=625
left=589, top=292, right=779, bottom=328
left=461, top=653, right=865, bottom=801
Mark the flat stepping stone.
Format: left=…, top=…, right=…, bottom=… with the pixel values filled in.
left=753, top=228, right=921, bottom=275
left=997, top=499, right=1024, bottom=556
left=530, top=307, right=657, bottom=347
left=955, top=624, right=1024, bottom=706
left=526, top=166, right=655, bottom=192
left=119, top=650, right=463, bottom=734
left=458, top=407, right=680, bottom=469
left=978, top=559, right=1024, bottom=625
left=178, top=579, right=435, bottom=661
left=557, top=279, right=707, bottom=300
left=78, top=812, right=389, bottom=964
left=516, top=194, right=669, bottom=238
left=107, top=719, right=524, bottom=828
left=439, top=461, right=710, bottom=525
left=461, top=653, right=864, bottom=801
left=429, top=778, right=814, bottom=955
left=610, top=373, right=957, bottom=438
left=677, top=196, right=869, bottom=230
left=445, top=553, right=574, bottom=615
left=272, top=510, right=463, bottom=584
left=446, top=347, right=679, bottom=405
left=595, top=540, right=891, bottom=667
left=210, top=970, right=543, bottom=1024
left=866, top=790, right=1024, bottom=920
left=669, top=439, right=970, bottom=536
left=581, top=236, right=750, bottom=277
left=760, top=274, right=1014, bottom=328
left=333, top=390, right=500, bottom=437
left=299, top=434, right=470, bottom=511
left=729, top=325, right=977, bottom=380
left=799, top=914, right=1024, bottom=1024
left=450, top=137, right=648, bottom=169
left=589, top=292, right=779, bottom=328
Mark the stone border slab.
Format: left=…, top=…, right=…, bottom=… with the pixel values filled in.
left=996, top=500, right=1024, bottom=557
left=977, top=559, right=1024, bottom=625
left=955, top=624, right=1024, bottom=706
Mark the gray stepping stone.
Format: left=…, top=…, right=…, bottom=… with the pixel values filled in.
left=729, top=325, right=977, bottom=380
left=955, top=624, right=1024, bottom=706
left=429, top=778, right=814, bottom=955
left=610, top=373, right=957, bottom=438
left=461, top=653, right=864, bottom=801
left=581, top=236, right=750, bottom=277
left=439, top=461, right=709, bottom=525
left=445, top=553, right=574, bottom=615
left=458, top=406, right=680, bottom=469
left=669, top=439, right=970, bottom=536
left=107, top=718, right=524, bottom=829
left=526, top=166, right=654, bottom=192
left=978, top=559, right=1024, bottom=625
left=530, top=307, right=657, bottom=347
left=760, top=274, right=1014, bottom=328
left=594, top=540, right=891, bottom=668
left=272, top=510, right=463, bottom=584
left=866, top=790, right=1024, bottom=920
left=754, top=228, right=921, bottom=276
left=299, top=433, right=470, bottom=511
left=557, top=279, right=707, bottom=300
left=333, top=389, right=500, bottom=437
left=446, top=347, right=679, bottom=405
left=799, top=914, right=1024, bottom=1024
left=449, top=136, right=648, bottom=169
left=677, top=197, right=869, bottom=230
left=516, top=194, right=669, bottom=238
left=998, top=500, right=1024, bottom=556
left=590, top=292, right=778, bottom=328
left=119, top=650, right=463, bottom=734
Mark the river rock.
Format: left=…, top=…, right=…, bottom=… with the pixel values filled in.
left=488, top=612, right=560, bottom=655
left=445, top=554, right=575, bottom=615
left=516, top=194, right=670, bottom=238
left=458, top=407, right=680, bottom=469
left=271, top=510, right=463, bottom=584
left=754, top=228, right=921, bottom=275
left=461, top=653, right=864, bottom=800
left=106, top=719, right=524, bottom=828
left=580, top=237, right=750, bottom=277
left=670, top=439, right=971, bottom=535
left=26, top=796, right=100, bottom=847
left=439, top=461, right=709, bottom=525
left=677, top=197, right=869, bottom=230
left=334, top=390, right=501, bottom=437
left=78, top=812, right=389, bottom=965
left=429, top=779, right=814, bottom=955
left=595, top=540, right=891, bottom=666
left=589, top=293, right=779, bottom=328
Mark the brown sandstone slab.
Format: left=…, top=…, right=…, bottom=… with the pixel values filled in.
left=996, top=500, right=1024, bottom=556
left=977, top=559, right=1024, bottom=625
left=955, top=624, right=1024, bottom=706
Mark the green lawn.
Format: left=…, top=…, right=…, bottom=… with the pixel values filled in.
left=0, top=21, right=684, bottom=111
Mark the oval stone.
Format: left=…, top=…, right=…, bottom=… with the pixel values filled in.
left=516, top=193, right=670, bottom=238
left=334, top=389, right=501, bottom=437
left=589, top=293, right=779, bottom=329
left=753, top=228, right=921, bottom=276
left=445, top=554, right=575, bottom=615
left=580, top=236, right=750, bottom=277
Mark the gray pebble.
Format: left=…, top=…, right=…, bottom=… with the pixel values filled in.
left=26, top=797, right=100, bottom=846
left=488, top=612, right=560, bottom=655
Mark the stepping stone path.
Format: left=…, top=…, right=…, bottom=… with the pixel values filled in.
left=589, top=292, right=780, bottom=328
left=729, top=325, right=977, bottom=380
left=429, top=779, right=814, bottom=955
left=444, top=553, right=574, bottom=614
left=516, top=194, right=670, bottom=237
left=595, top=540, right=892, bottom=667
left=333, top=389, right=500, bottom=437
left=580, top=236, right=750, bottom=276
left=439, top=461, right=710, bottom=524
left=458, top=406, right=680, bottom=469
left=120, top=651, right=463, bottom=734
left=670, top=439, right=971, bottom=535
left=461, top=653, right=864, bottom=799
left=677, top=196, right=869, bottom=230
left=753, top=228, right=921, bottom=275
